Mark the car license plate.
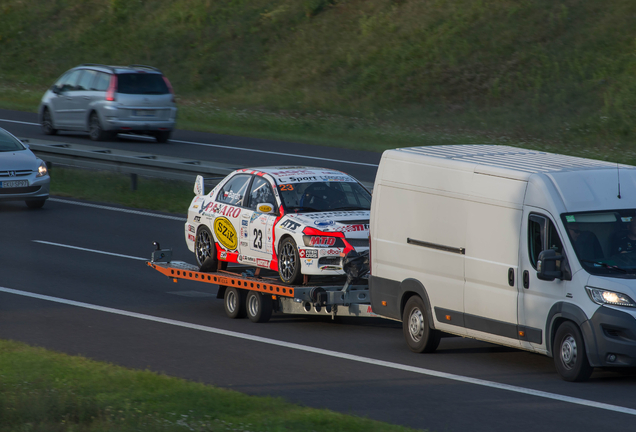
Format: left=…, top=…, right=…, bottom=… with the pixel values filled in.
left=1, top=180, right=28, bottom=188
left=134, top=110, right=156, bottom=117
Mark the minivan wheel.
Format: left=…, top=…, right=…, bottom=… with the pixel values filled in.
left=553, top=321, right=593, bottom=382
left=89, top=113, right=113, bottom=141
left=41, top=109, right=57, bottom=135
left=154, top=130, right=171, bottom=143
left=402, top=296, right=441, bottom=353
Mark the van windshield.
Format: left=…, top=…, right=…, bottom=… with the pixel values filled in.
left=562, top=210, right=636, bottom=277
left=278, top=181, right=371, bottom=213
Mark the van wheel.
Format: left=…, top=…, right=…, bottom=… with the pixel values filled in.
left=224, top=287, right=247, bottom=319
left=553, top=321, right=593, bottom=382
left=246, top=291, right=273, bottom=323
left=403, top=296, right=441, bottom=353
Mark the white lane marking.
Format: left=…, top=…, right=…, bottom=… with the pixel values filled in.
left=48, top=198, right=186, bottom=221
left=170, top=139, right=379, bottom=167
left=0, top=117, right=379, bottom=167
left=1, top=286, right=635, bottom=417
left=0, top=119, right=39, bottom=126
left=33, top=240, right=147, bottom=261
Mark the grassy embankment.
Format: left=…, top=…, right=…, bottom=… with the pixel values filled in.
left=1, top=0, right=636, bottom=162
left=0, top=340, right=419, bottom=431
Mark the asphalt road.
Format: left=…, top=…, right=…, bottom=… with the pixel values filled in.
left=1, top=109, right=636, bottom=431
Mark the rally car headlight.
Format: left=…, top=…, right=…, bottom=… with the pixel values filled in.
left=36, top=161, right=48, bottom=177
left=586, top=286, right=636, bottom=308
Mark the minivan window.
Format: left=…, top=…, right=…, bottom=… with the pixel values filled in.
left=76, top=70, right=97, bottom=91
left=92, top=72, right=111, bottom=91
left=116, top=73, right=169, bottom=95
left=56, top=70, right=82, bottom=92
left=562, top=210, right=636, bottom=277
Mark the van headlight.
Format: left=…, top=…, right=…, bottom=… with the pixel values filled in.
left=586, top=287, right=636, bottom=307
left=36, top=161, right=48, bottom=177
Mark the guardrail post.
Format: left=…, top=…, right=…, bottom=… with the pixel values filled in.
left=131, top=173, right=138, bottom=191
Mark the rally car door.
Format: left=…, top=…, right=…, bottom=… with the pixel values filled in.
left=211, top=174, right=251, bottom=259
left=244, top=176, right=279, bottom=268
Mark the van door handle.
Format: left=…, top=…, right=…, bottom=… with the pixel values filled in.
left=523, top=270, right=530, bottom=289
left=508, top=268, right=514, bottom=286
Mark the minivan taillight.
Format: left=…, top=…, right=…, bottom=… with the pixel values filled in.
left=105, top=75, right=117, bottom=101
left=163, top=76, right=175, bottom=103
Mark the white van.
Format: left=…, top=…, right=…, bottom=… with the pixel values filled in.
left=369, top=145, right=636, bottom=381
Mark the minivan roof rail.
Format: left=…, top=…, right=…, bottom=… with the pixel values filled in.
left=128, top=64, right=162, bottom=73
left=80, top=63, right=116, bottom=73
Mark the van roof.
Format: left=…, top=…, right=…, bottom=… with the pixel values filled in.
left=396, top=145, right=629, bottom=173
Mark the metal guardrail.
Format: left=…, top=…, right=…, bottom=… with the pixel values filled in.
left=22, top=137, right=375, bottom=191
left=23, top=138, right=241, bottom=189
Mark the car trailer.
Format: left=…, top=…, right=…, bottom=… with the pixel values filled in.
left=147, top=244, right=380, bottom=323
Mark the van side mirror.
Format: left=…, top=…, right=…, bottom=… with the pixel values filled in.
left=537, top=249, right=571, bottom=281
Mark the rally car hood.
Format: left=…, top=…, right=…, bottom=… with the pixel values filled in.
left=286, top=210, right=370, bottom=237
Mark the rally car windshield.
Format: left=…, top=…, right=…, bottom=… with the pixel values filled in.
left=562, top=209, right=636, bottom=277
left=279, top=181, right=371, bottom=213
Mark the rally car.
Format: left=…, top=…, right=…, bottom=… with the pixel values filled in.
left=185, top=166, right=371, bottom=284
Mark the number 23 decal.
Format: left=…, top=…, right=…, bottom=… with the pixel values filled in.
left=253, top=229, right=263, bottom=249
left=280, top=184, right=294, bottom=191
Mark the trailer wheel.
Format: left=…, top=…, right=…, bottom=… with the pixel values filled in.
left=246, top=291, right=273, bottom=323
left=224, top=287, right=246, bottom=319
left=195, top=226, right=217, bottom=269
left=553, top=321, right=593, bottom=382
left=403, top=296, right=441, bottom=353
left=278, top=237, right=302, bottom=285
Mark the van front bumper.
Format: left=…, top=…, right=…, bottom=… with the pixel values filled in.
left=588, top=306, right=636, bottom=367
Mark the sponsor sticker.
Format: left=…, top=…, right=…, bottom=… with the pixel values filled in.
left=256, top=259, right=269, bottom=267
left=299, top=249, right=318, bottom=259
left=257, top=204, right=273, bottom=213
left=314, top=219, right=335, bottom=227
left=280, top=219, right=301, bottom=232
left=214, top=216, right=238, bottom=250
left=242, top=220, right=248, bottom=226
left=188, top=224, right=195, bottom=233
left=220, top=251, right=227, bottom=259
left=188, top=234, right=195, bottom=242
left=333, top=224, right=369, bottom=232
left=304, top=259, right=314, bottom=267
left=194, top=216, right=201, bottom=222
left=320, top=265, right=342, bottom=271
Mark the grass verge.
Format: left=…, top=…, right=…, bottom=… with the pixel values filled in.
left=0, top=339, right=421, bottom=432
left=49, top=167, right=193, bottom=214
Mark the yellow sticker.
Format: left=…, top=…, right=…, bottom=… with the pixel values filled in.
left=258, top=204, right=273, bottom=213
left=214, top=216, right=238, bottom=251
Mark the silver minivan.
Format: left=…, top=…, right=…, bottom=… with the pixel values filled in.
left=39, top=64, right=177, bottom=142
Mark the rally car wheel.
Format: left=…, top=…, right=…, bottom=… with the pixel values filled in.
left=278, top=237, right=302, bottom=285
left=195, top=226, right=217, bottom=268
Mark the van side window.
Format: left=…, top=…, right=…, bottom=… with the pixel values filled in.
left=528, top=214, right=564, bottom=269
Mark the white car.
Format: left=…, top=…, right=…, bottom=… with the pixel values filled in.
left=185, top=166, right=371, bottom=284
